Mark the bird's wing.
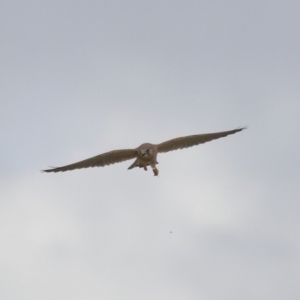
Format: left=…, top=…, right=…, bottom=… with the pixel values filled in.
left=157, top=127, right=246, bottom=153
left=43, top=149, right=137, bottom=173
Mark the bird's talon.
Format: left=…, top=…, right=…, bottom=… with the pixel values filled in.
left=153, top=168, right=159, bottom=176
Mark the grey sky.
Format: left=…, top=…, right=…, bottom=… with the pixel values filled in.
left=1, top=1, right=300, bottom=299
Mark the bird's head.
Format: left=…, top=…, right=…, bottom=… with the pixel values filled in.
left=138, top=144, right=154, bottom=157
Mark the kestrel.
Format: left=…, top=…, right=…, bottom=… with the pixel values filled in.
left=43, top=127, right=246, bottom=176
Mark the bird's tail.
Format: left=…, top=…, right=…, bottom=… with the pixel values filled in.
left=128, top=159, right=139, bottom=170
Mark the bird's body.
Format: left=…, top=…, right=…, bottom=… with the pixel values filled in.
left=43, top=127, right=246, bottom=176
left=128, top=143, right=158, bottom=172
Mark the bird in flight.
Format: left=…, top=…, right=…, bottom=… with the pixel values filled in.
left=43, top=127, right=246, bottom=176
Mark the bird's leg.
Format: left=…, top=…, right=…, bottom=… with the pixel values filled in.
left=144, top=166, right=147, bottom=171
left=153, top=167, right=159, bottom=176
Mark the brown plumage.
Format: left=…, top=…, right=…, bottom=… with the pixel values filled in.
left=43, top=127, right=246, bottom=176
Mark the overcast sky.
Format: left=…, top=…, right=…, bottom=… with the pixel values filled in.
left=1, top=1, right=300, bottom=299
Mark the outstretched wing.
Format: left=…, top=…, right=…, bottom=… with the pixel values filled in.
left=157, top=127, right=246, bottom=153
left=43, top=149, right=137, bottom=173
